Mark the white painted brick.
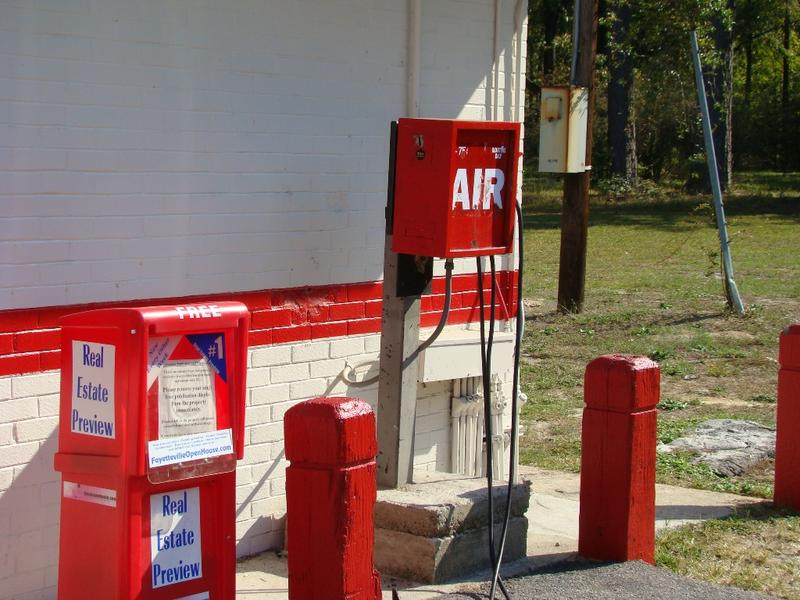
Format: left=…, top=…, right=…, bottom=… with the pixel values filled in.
left=270, top=442, right=286, bottom=461
left=364, top=335, right=381, bottom=354
left=36, top=395, right=59, bottom=418
left=309, top=358, right=346, bottom=379
left=241, top=443, right=270, bottom=466
left=245, top=406, right=271, bottom=427
left=270, top=363, right=309, bottom=384
left=13, top=418, right=58, bottom=443
left=1, top=571, right=43, bottom=598
left=11, top=374, right=58, bottom=399
left=0, top=467, right=13, bottom=491
left=0, top=399, right=38, bottom=425
left=269, top=477, right=286, bottom=497
left=236, top=465, right=252, bottom=486
left=249, top=423, right=283, bottom=445
left=250, top=346, right=292, bottom=368
left=251, top=495, right=287, bottom=518
left=290, top=342, right=329, bottom=363
left=0, top=1, right=526, bottom=594
left=0, top=379, right=11, bottom=401
left=271, top=401, right=297, bottom=423
left=44, top=567, right=58, bottom=590
left=329, top=338, right=364, bottom=358
left=249, top=385, right=290, bottom=406
left=236, top=518, right=271, bottom=541
left=288, top=378, right=328, bottom=401
left=246, top=367, right=270, bottom=388
left=0, top=424, right=14, bottom=446
left=10, top=506, right=58, bottom=535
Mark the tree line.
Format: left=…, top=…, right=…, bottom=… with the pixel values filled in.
left=525, top=0, right=799, bottom=189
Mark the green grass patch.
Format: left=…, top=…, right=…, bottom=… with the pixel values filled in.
left=656, top=504, right=800, bottom=598
left=517, top=172, right=798, bottom=497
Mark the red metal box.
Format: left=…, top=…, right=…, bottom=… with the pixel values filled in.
left=54, top=302, right=249, bottom=599
left=391, top=118, right=521, bottom=258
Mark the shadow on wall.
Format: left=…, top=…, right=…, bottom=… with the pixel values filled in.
left=0, top=430, right=60, bottom=598
left=0, top=430, right=288, bottom=593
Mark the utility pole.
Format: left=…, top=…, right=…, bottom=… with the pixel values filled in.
left=557, top=0, right=599, bottom=313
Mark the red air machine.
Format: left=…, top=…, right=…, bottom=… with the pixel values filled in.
left=391, top=118, right=521, bottom=258
left=54, top=302, right=249, bottom=599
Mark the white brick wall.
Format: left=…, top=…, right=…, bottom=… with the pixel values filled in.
left=0, top=0, right=528, bottom=596
left=0, top=333, right=488, bottom=596
left=0, top=0, right=526, bottom=311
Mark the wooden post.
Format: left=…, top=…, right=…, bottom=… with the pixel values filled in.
left=557, top=0, right=599, bottom=313
left=377, top=237, right=423, bottom=488
left=284, top=397, right=382, bottom=600
left=579, top=355, right=659, bottom=563
left=775, top=324, right=800, bottom=511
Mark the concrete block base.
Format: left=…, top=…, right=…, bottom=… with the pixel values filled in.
left=374, top=471, right=531, bottom=583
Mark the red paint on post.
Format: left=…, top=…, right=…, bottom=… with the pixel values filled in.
left=775, top=324, right=800, bottom=510
left=284, top=397, right=382, bottom=600
left=579, top=355, right=659, bottom=564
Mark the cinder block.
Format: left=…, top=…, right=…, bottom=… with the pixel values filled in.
left=375, top=517, right=528, bottom=584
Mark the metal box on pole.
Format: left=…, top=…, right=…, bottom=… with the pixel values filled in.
left=538, top=86, right=589, bottom=173
left=391, top=118, right=521, bottom=259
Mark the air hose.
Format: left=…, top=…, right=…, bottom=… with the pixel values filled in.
left=476, top=254, right=512, bottom=600
left=342, top=258, right=455, bottom=387
left=488, top=200, right=524, bottom=599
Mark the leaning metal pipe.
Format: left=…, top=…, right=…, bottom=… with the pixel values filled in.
left=690, top=30, right=745, bottom=315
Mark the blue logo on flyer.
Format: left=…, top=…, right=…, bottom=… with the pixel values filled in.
left=187, top=334, right=227, bottom=382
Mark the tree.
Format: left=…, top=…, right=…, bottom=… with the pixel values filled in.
left=607, top=0, right=637, bottom=184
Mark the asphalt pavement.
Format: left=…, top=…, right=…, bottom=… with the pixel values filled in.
left=438, top=560, right=776, bottom=600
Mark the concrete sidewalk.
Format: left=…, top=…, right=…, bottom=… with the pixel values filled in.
left=235, top=467, right=765, bottom=599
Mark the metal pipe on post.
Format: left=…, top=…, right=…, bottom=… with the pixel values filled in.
left=557, top=0, right=598, bottom=314
left=690, top=30, right=745, bottom=315
left=377, top=0, right=424, bottom=488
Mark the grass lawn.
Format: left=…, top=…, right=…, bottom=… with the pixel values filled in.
left=655, top=504, right=800, bottom=599
left=517, top=171, right=800, bottom=497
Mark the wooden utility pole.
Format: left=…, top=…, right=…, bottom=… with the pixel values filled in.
left=557, top=0, right=599, bottom=313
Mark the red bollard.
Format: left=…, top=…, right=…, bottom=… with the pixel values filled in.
left=775, top=324, right=800, bottom=511
left=284, top=397, right=382, bottom=600
left=578, top=355, right=659, bottom=564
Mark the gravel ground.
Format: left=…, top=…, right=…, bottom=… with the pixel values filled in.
left=439, top=560, right=776, bottom=600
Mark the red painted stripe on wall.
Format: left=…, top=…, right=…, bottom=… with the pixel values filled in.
left=0, top=272, right=518, bottom=377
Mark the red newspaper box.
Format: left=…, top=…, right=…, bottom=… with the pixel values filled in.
left=54, top=302, right=249, bottom=599
left=391, top=118, right=521, bottom=258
